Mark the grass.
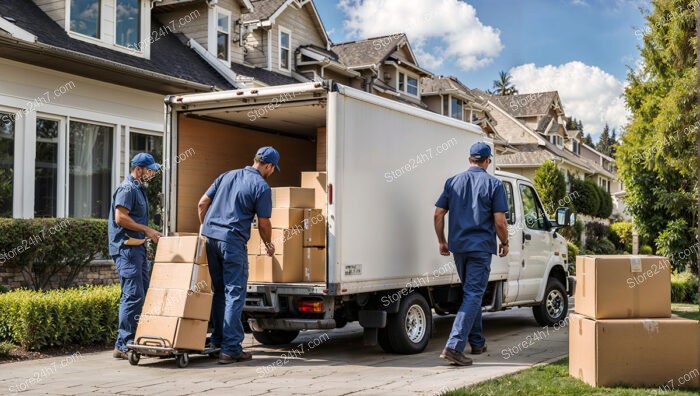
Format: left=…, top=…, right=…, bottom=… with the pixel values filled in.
left=442, top=359, right=700, bottom=395
left=672, top=303, right=699, bottom=321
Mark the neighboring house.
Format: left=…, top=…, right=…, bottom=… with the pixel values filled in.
left=331, top=33, right=432, bottom=107
left=0, top=0, right=234, bottom=219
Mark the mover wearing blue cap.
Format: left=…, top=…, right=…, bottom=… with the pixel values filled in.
left=434, top=141, right=509, bottom=366
left=197, top=146, right=280, bottom=364
left=108, top=153, right=163, bottom=360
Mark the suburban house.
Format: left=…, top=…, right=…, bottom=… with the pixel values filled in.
left=0, top=0, right=236, bottom=220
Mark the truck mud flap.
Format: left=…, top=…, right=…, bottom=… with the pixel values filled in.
left=249, top=318, right=336, bottom=331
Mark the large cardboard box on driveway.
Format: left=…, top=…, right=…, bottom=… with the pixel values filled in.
left=135, top=315, right=208, bottom=351
left=574, top=255, right=671, bottom=319
left=155, top=235, right=207, bottom=264
left=150, top=263, right=212, bottom=293
left=142, top=288, right=213, bottom=321
left=569, top=313, right=700, bottom=388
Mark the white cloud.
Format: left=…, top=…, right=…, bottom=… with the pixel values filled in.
left=509, top=61, right=629, bottom=139
left=338, top=0, right=503, bottom=71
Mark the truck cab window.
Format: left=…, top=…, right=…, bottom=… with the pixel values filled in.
left=519, top=184, right=547, bottom=230
left=503, top=181, right=515, bottom=225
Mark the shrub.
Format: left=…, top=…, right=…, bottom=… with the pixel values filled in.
left=0, top=341, right=15, bottom=357
left=0, top=285, right=120, bottom=350
left=533, top=160, right=567, bottom=215
left=571, top=178, right=600, bottom=217
left=640, top=245, right=653, bottom=255
left=656, top=219, right=696, bottom=272
left=610, top=222, right=633, bottom=253
left=0, top=285, right=8, bottom=294
left=567, top=241, right=579, bottom=275
left=670, top=272, right=699, bottom=303
left=0, top=218, right=109, bottom=290
left=595, top=184, right=613, bottom=219
left=584, top=221, right=617, bottom=254
left=560, top=219, right=584, bottom=246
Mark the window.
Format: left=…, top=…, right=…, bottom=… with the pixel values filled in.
left=35, top=118, right=61, bottom=217
left=70, top=0, right=101, bottom=38
left=520, top=184, right=548, bottom=230
left=0, top=112, right=15, bottom=217
left=130, top=132, right=163, bottom=224
left=69, top=121, right=113, bottom=218
left=503, top=181, right=516, bottom=225
left=279, top=27, right=291, bottom=70
left=406, top=75, right=418, bottom=96
left=216, top=9, right=231, bottom=61
left=572, top=139, right=580, bottom=155
left=550, top=135, right=563, bottom=148
left=116, top=0, right=140, bottom=49
left=442, top=95, right=449, bottom=116
left=450, top=97, right=463, bottom=120
left=398, top=72, right=405, bottom=92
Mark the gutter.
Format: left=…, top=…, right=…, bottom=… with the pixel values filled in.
left=0, top=34, right=217, bottom=92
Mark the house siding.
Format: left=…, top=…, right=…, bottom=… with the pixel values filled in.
left=244, top=28, right=268, bottom=68
left=34, top=0, right=66, bottom=29
left=271, top=4, right=326, bottom=73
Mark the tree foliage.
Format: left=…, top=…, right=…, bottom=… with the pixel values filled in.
left=617, top=0, right=697, bottom=271
left=596, top=123, right=617, bottom=158
left=571, top=178, right=600, bottom=217
left=490, top=71, right=519, bottom=95
left=533, top=160, right=567, bottom=215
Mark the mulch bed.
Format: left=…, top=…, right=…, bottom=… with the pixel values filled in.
left=0, top=344, right=112, bottom=364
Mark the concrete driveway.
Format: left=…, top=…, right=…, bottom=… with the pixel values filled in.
left=0, top=307, right=569, bottom=396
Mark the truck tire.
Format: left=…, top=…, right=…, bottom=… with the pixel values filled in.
left=377, top=326, right=395, bottom=353
left=386, top=293, right=432, bottom=354
left=252, top=330, right=300, bottom=345
left=532, top=277, right=568, bottom=327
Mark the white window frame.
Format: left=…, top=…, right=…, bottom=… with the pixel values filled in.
left=208, top=6, right=231, bottom=64
left=35, top=114, right=67, bottom=218
left=396, top=68, right=419, bottom=98
left=66, top=0, right=150, bottom=58
left=278, top=26, right=292, bottom=72
left=449, top=96, right=464, bottom=121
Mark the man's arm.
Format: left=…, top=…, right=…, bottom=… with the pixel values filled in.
left=115, top=206, right=161, bottom=242
left=258, top=217, right=275, bottom=256
left=434, top=207, right=450, bottom=256
left=494, top=212, right=509, bottom=257
left=197, top=194, right=212, bottom=224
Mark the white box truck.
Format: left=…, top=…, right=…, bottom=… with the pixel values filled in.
left=163, top=82, right=575, bottom=354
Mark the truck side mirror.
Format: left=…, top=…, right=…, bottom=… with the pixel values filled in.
left=555, top=207, right=572, bottom=227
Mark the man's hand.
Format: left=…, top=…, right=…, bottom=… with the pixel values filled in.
left=264, top=242, right=275, bottom=256
left=439, top=242, right=450, bottom=256
left=498, top=243, right=509, bottom=257
left=146, top=228, right=162, bottom=243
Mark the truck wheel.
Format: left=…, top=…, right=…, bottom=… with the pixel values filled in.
left=377, top=326, right=395, bottom=353
left=252, top=330, right=300, bottom=345
left=386, top=293, right=432, bottom=354
left=532, top=278, right=568, bottom=326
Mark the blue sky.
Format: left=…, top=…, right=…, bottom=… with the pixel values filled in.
left=315, top=0, right=650, bottom=139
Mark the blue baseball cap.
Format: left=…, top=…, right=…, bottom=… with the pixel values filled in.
left=256, top=146, right=281, bottom=171
left=469, top=142, right=492, bottom=160
left=131, top=153, right=161, bottom=171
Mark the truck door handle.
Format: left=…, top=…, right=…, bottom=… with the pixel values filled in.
left=523, top=232, right=532, bottom=241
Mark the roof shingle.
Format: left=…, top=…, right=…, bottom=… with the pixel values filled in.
left=331, top=33, right=406, bottom=68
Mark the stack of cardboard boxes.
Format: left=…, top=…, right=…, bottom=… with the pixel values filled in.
left=135, top=236, right=213, bottom=351
left=248, top=171, right=327, bottom=283
left=569, top=255, right=700, bottom=388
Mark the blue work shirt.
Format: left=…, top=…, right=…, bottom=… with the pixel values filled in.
left=202, top=166, right=272, bottom=263
left=435, top=166, right=509, bottom=254
left=108, top=175, right=150, bottom=256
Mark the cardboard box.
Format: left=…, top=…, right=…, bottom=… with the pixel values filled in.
left=271, top=187, right=315, bottom=208
left=574, top=255, right=671, bottom=319
left=135, top=315, right=208, bottom=351
left=303, top=248, right=326, bottom=282
left=303, top=209, right=326, bottom=247
left=142, top=288, right=213, bottom=321
left=263, top=228, right=304, bottom=258
left=150, top=263, right=212, bottom=293
left=301, top=171, right=327, bottom=212
left=569, top=313, right=700, bottom=388
left=251, top=255, right=303, bottom=283
left=154, top=236, right=207, bottom=264
left=270, top=208, right=305, bottom=229
left=247, top=227, right=261, bottom=255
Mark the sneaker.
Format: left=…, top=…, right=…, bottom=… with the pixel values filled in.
left=439, top=348, right=473, bottom=366
left=112, top=349, right=128, bottom=359
left=218, top=351, right=253, bottom=364
left=470, top=344, right=487, bottom=355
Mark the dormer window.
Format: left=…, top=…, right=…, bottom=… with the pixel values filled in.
left=398, top=72, right=419, bottom=97
left=550, top=135, right=563, bottom=148
left=572, top=139, right=580, bottom=155
left=70, top=0, right=101, bottom=39
left=116, top=0, right=141, bottom=49
left=208, top=6, right=231, bottom=63
left=279, top=27, right=291, bottom=70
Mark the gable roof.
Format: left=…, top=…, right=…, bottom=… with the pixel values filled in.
left=230, top=62, right=299, bottom=86
left=331, top=33, right=410, bottom=69
left=0, top=1, right=232, bottom=93
left=488, top=91, right=561, bottom=118
left=243, top=0, right=329, bottom=46
left=421, top=75, right=477, bottom=101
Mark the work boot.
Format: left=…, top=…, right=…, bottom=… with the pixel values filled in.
left=439, top=348, right=473, bottom=366
left=470, top=344, right=487, bottom=355
left=112, top=349, right=128, bottom=359
left=218, top=351, right=253, bottom=364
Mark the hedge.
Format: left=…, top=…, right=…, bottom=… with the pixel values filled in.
left=567, top=241, right=579, bottom=275
left=0, top=285, right=120, bottom=350
left=671, top=272, right=698, bottom=304
left=0, top=218, right=109, bottom=290
left=571, top=178, right=600, bottom=217
left=610, top=222, right=633, bottom=253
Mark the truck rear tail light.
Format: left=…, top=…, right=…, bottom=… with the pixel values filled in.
left=328, top=183, right=333, bottom=205
left=298, top=299, right=324, bottom=313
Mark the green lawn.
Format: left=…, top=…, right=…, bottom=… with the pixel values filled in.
left=444, top=305, right=700, bottom=396
left=443, top=359, right=699, bottom=396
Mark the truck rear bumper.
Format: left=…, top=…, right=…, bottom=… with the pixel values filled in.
left=249, top=318, right=336, bottom=331
left=567, top=275, right=576, bottom=296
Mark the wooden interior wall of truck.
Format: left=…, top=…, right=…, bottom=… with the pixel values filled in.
left=176, top=114, right=326, bottom=232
